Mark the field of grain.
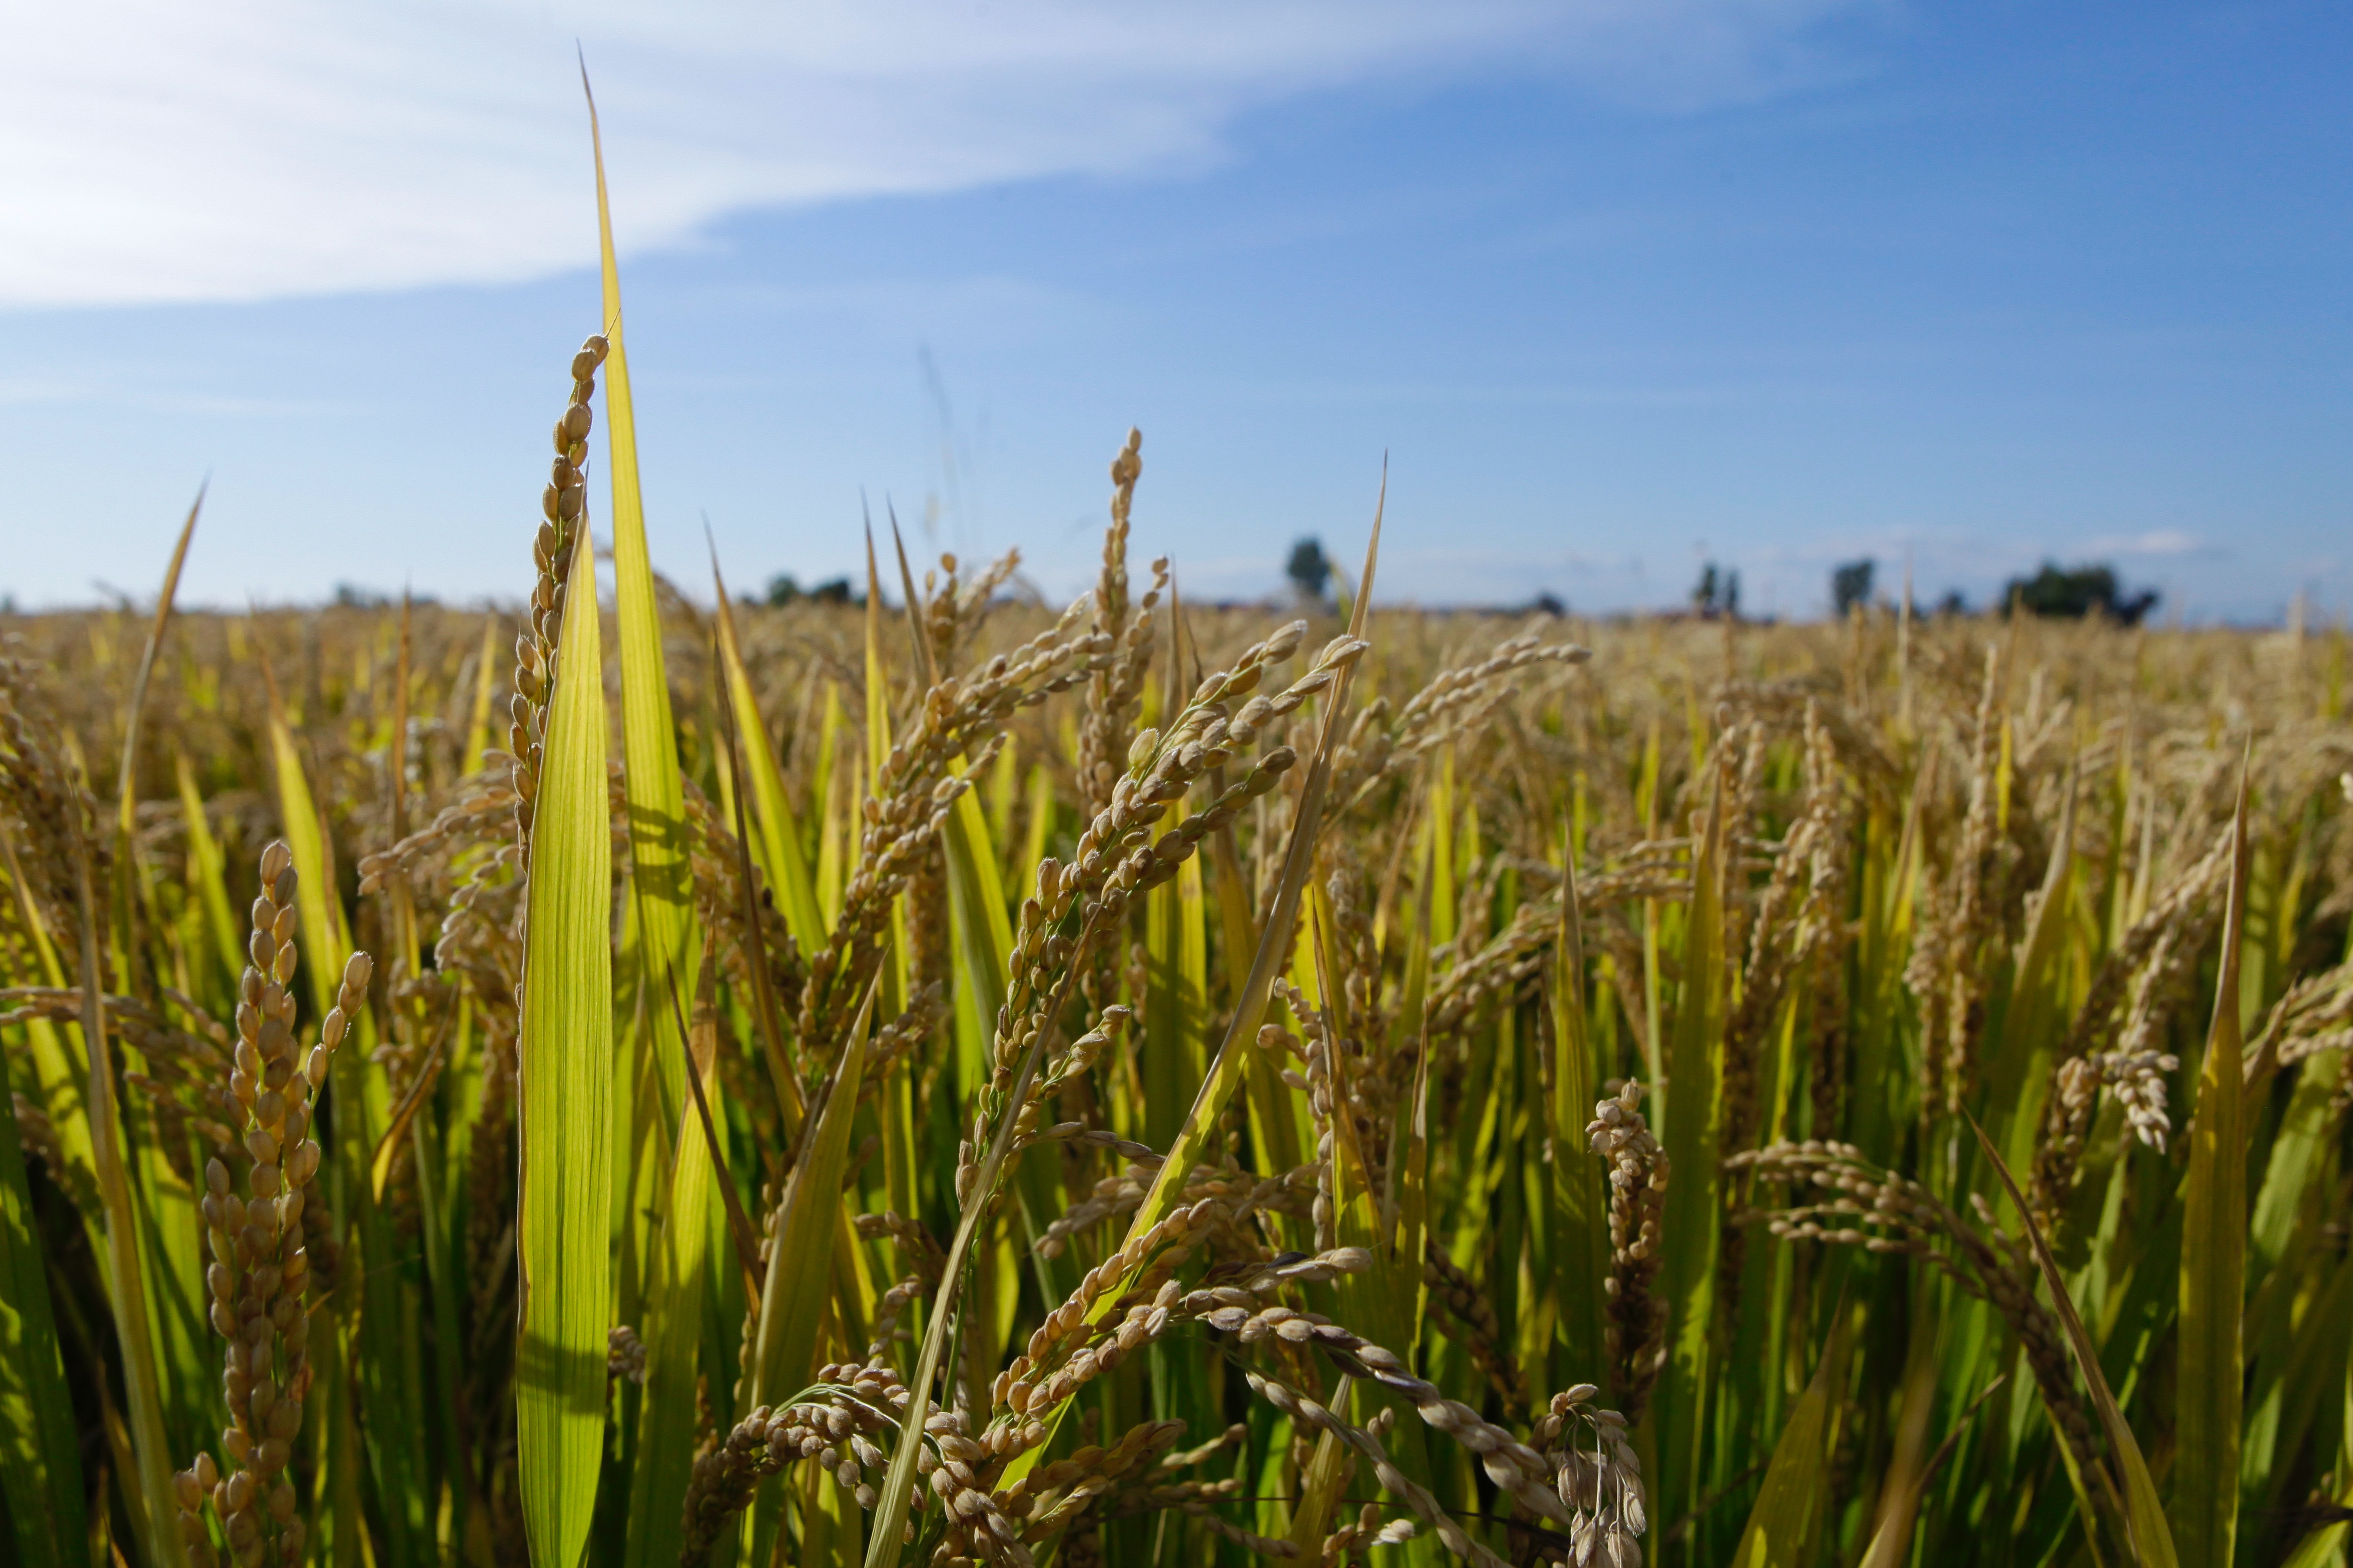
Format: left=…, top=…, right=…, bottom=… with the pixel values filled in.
left=2, top=200, right=2350, bottom=1568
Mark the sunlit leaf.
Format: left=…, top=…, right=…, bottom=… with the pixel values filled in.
left=516, top=511, right=615, bottom=1568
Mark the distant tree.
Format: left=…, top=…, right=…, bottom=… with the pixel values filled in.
left=808, top=577, right=860, bottom=607
left=1830, top=558, right=1876, bottom=616
left=332, top=582, right=389, bottom=609
left=1285, top=537, right=1333, bottom=604
left=764, top=574, right=802, bottom=607
left=1527, top=590, right=1566, bottom=618
left=2003, top=561, right=2159, bottom=626
left=1935, top=589, right=1969, bottom=617
left=1691, top=561, right=1740, bottom=620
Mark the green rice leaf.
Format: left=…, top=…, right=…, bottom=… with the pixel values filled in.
left=173, top=752, right=240, bottom=1001
left=70, top=833, right=183, bottom=1568
left=260, top=666, right=350, bottom=1019
left=713, top=571, right=825, bottom=956
left=0, top=833, right=92, bottom=1209
left=1657, top=767, right=1726, bottom=1516
left=1969, top=1117, right=2176, bottom=1568
left=746, top=978, right=877, bottom=1408
left=266, top=658, right=426, bottom=1561
left=2279, top=1357, right=2353, bottom=1568
left=1730, top=1303, right=1852, bottom=1568
left=2244, top=1058, right=2352, bottom=1511
left=517, top=514, right=615, bottom=1568
left=1548, top=847, right=1609, bottom=1386
left=463, top=610, right=502, bottom=769
left=2177, top=761, right=2252, bottom=1568
left=1859, top=1373, right=2007, bottom=1568
left=624, top=967, right=727, bottom=1568
left=1990, top=767, right=2078, bottom=1180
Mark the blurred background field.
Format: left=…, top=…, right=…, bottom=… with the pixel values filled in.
left=5, top=524, right=2352, bottom=1564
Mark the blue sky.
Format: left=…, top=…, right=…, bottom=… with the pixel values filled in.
left=4, top=1, right=2347, bottom=620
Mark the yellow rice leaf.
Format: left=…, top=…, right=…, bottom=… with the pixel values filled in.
left=586, top=68, right=699, bottom=1127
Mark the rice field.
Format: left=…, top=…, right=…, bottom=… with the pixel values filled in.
left=3, top=163, right=2352, bottom=1568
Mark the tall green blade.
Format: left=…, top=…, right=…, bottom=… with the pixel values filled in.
left=746, top=984, right=876, bottom=1407
left=1142, top=790, right=1208, bottom=1152
left=70, top=838, right=182, bottom=1568
left=1549, top=849, right=1610, bottom=1386
left=1658, top=770, right=1727, bottom=1529
left=1730, top=1305, right=1852, bottom=1568
left=265, top=667, right=423, bottom=1563
left=713, top=575, right=825, bottom=956
left=2178, top=767, right=2252, bottom=1568
left=1971, top=1117, right=2177, bottom=1568
left=518, top=517, right=615, bottom=1568
left=624, top=984, right=725, bottom=1568
left=173, top=752, right=241, bottom=1002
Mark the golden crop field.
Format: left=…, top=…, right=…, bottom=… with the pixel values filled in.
left=3, top=191, right=2351, bottom=1568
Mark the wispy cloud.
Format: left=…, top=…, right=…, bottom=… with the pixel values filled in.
left=2080, top=529, right=2214, bottom=558
left=3, top=0, right=1874, bottom=308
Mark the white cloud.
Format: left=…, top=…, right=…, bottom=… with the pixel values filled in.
left=2081, top=529, right=2211, bottom=557
left=3, top=0, right=1872, bottom=307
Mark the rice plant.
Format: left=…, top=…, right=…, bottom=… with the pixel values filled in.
left=3, top=146, right=2352, bottom=1568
